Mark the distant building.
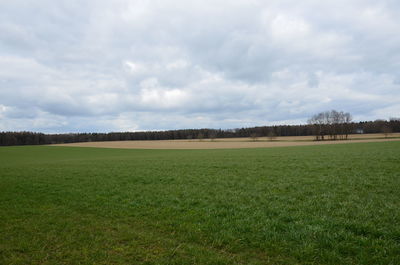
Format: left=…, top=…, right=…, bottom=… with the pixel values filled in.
left=355, top=128, right=364, bottom=134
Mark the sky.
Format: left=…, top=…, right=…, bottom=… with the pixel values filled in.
left=0, top=0, right=399, bottom=133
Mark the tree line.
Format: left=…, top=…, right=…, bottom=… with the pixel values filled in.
left=1, top=117, right=399, bottom=146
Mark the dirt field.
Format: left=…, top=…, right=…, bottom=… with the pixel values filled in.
left=53, top=133, right=400, bottom=149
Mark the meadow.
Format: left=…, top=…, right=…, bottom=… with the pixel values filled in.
left=0, top=142, right=399, bottom=264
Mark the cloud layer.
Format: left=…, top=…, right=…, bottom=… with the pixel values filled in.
left=1, top=0, right=399, bottom=132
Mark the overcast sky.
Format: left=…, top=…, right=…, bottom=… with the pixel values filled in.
left=1, top=0, right=399, bottom=133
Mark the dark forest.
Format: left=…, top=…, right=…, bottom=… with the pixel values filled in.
left=1, top=119, right=399, bottom=146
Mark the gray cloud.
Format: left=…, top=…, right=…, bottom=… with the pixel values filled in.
left=0, top=0, right=399, bottom=132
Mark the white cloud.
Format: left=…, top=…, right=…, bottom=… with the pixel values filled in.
left=270, top=14, right=311, bottom=40
left=166, top=60, right=189, bottom=70
left=140, top=86, right=190, bottom=109
left=125, top=61, right=146, bottom=74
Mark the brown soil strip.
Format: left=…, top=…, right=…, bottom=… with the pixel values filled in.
left=52, top=133, right=400, bottom=149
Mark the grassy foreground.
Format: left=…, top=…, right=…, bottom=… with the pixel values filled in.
left=0, top=142, right=399, bottom=264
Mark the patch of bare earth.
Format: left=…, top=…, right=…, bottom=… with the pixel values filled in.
left=52, top=133, right=400, bottom=149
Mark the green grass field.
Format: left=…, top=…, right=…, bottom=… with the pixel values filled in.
left=1, top=142, right=399, bottom=264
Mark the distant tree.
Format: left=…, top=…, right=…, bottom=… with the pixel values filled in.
left=197, top=133, right=204, bottom=141
left=343, top=112, right=352, bottom=139
left=389, top=118, right=400, bottom=132
left=209, top=131, right=217, bottom=141
left=267, top=131, right=276, bottom=141
left=308, top=112, right=325, bottom=140
left=250, top=133, right=259, bottom=142
left=382, top=126, right=392, bottom=138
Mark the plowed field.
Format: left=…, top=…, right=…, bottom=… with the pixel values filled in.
left=53, top=133, right=400, bottom=149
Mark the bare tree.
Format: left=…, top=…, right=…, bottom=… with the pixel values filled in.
left=250, top=133, right=259, bottom=142
left=308, top=110, right=352, bottom=141
left=209, top=131, right=217, bottom=141
left=267, top=131, right=276, bottom=141
left=308, top=112, right=326, bottom=140
left=343, top=112, right=352, bottom=139
left=382, top=126, right=392, bottom=138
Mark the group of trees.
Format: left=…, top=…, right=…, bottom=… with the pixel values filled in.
left=308, top=110, right=353, bottom=140
left=1, top=115, right=399, bottom=146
